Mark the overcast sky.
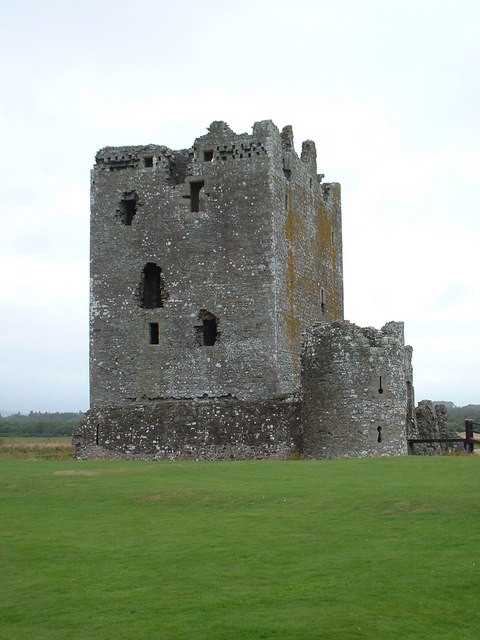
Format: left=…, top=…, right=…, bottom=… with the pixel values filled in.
left=1, top=0, right=479, bottom=413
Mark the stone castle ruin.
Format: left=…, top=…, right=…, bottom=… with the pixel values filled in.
left=74, top=120, right=415, bottom=460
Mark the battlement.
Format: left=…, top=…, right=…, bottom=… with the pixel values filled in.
left=92, top=121, right=335, bottom=200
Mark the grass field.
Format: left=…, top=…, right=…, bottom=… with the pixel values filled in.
left=1, top=450, right=480, bottom=639
left=0, top=437, right=75, bottom=460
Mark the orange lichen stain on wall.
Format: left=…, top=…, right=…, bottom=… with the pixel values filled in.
left=283, top=187, right=301, bottom=347
left=330, top=184, right=342, bottom=319
left=316, top=200, right=341, bottom=320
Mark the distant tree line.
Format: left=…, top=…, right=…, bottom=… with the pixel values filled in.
left=0, top=412, right=84, bottom=437
left=442, top=404, right=480, bottom=432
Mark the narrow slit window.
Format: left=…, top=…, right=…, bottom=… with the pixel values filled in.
left=320, top=287, right=325, bottom=314
left=141, top=263, right=163, bottom=309
left=149, top=322, right=159, bottom=344
left=190, top=181, right=205, bottom=212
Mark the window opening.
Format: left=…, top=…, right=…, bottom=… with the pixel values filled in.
left=144, top=156, right=153, bottom=167
left=203, top=150, right=213, bottom=162
left=141, top=263, right=163, bottom=309
left=320, top=288, right=325, bottom=314
left=203, top=318, right=217, bottom=346
left=377, top=426, right=383, bottom=443
left=119, top=191, right=137, bottom=225
left=195, top=310, right=219, bottom=346
left=149, top=322, right=159, bottom=344
left=378, top=376, right=384, bottom=394
left=190, top=181, right=205, bottom=213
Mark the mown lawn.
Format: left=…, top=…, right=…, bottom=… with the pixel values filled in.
left=1, top=455, right=480, bottom=639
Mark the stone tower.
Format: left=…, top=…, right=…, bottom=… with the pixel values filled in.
left=301, top=321, right=413, bottom=458
left=75, top=119, right=411, bottom=460
left=89, top=120, right=342, bottom=408
left=78, top=121, right=343, bottom=458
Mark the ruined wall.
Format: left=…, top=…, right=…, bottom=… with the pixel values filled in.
left=74, top=396, right=301, bottom=461
left=301, top=321, right=410, bottom=458
left=409, top=400, right=459, bottom=455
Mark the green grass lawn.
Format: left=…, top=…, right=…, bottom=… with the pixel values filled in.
left=1, top=456, right=480, bottom=639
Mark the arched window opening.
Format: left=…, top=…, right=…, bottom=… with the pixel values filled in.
left=195, top=310, right=218, bottom=346
left=141, top=263, right=163, bottom=309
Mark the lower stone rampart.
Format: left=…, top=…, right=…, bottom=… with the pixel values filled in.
left=74, top=320, right=417, bottom=461
left=73, top=396, right=301, bottom=460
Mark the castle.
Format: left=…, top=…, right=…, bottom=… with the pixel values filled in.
left=74, top=120, right=414, bottom=459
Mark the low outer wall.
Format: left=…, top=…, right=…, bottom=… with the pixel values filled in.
left=301, top=321, right=410, bottom=458
left=73, top=396, right=301, bottom=460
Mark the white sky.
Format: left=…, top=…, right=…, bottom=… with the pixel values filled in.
left=1, top=0, right=479, bottom=412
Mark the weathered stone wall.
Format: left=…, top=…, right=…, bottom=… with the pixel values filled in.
left=409, top=400, right=460, bottom=454
left=301, top=321, right=410, bottom=458
left=74, top=396, right=301, bottom=460
left=89, top=120, right=343, bottom=411
left=271, top=126, right=344, bottom=394
left=79, top=119, right=416, bottom=462
left=90, top=122, right=279, bottom=405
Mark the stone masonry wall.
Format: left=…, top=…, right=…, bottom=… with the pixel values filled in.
left=78, top=120, right=415, bottom=462
left=301, top=321, right=410, bottom=458
left=270, top=125, right=343, bottom=394
left=408, top=400, right=460, bottom=455
left=74, top=396, right=301, bottom=460
left=89, top=120, right=343, bottom=411
left=90, top=122, right=280, bottom=405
